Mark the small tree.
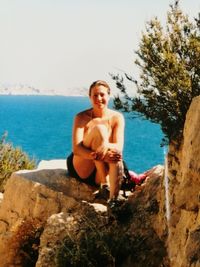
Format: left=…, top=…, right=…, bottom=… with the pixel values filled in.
left=111, top=0, right=200, bottom=145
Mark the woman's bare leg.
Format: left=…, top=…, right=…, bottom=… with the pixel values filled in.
left=83, top=124, right=109, bottom=185
left=73, top=125, right=109, bottom=181
left=108, top=161, right=123, bottom=199
left=84, top=124, right=123, bottom=200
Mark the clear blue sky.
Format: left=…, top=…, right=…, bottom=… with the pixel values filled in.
left=0, top=0, right=199, bottom=94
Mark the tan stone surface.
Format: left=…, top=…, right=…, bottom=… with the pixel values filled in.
left=36, top=165, right=167, bottom=267
left=0, top=169, right=96, bottom=267
left=168, top=96, right=200, bottom=267
left=0, top=163, right=167, bottom=267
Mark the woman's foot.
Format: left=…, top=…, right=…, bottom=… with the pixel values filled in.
left=94, top=184, right=110, bottom=203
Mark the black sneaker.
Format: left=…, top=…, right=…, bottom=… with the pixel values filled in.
left=107, top=198, right=124, bottom=209
left=94, top=185, right=110, bottom=203
left=107, top=197, right=125, bottom=217
left=107, top=198, right=132, bottom=222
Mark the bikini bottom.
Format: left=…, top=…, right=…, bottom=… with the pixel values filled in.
left=66, top=153, right=97, bottom=187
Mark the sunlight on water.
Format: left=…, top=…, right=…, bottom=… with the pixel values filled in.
left=164, top=147, right=170, bottom=222
left=164, top=147, right=173, bottom=263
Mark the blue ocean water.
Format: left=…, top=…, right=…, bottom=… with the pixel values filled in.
left=0, top=95, right=165, bottom=173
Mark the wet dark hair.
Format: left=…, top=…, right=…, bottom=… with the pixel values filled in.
left=89, top=80, right=111, bottom=96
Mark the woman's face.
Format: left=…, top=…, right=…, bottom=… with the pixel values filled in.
left=90, top=85, right=110, bottom=109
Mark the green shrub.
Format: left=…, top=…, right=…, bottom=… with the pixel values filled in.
left=55, top=214, right=165, bottom=267
left=0, top=132, right=36, bottom=192
left=55, top=209, right=135, bottom=267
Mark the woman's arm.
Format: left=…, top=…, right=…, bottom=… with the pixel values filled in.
left=108, top=112, right=125, bottom=152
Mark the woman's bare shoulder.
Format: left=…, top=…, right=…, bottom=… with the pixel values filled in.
left=74, top=109, right=92, bottom=126
left=109, top=109, right=124, bottom=120
left=76, top=108, right=92, bottom=118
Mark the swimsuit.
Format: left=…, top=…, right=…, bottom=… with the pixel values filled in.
left=66, top=153, right=97, bottom=187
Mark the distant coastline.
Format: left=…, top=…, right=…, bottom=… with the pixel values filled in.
left=0, top=86, right=119, bottom=98
left=0, top=84, right=88, bottom=97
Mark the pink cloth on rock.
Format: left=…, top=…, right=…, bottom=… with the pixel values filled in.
left=128, top=170, right=147, bottom=185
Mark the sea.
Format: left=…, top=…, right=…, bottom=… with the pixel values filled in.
left=0, top=95, right=165, bottom=173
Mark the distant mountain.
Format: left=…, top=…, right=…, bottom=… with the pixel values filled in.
left=0, top=84, right=88, bottom=96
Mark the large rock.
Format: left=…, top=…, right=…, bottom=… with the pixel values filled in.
left=168, top=96, right=200, bottom=267
left=0, top=168, right=96, bottom=267
left=35, top=165, right=167, bottom=267
left=37, top=159, right=66, bottom=170
left=0, top=164, right=167, bottom=267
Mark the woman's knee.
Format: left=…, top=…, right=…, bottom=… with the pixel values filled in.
left=93, top=124, right=109, bottom=137
left=90, top=125, right=109, bottom=149
left=83, top=124, right=108, bottom=148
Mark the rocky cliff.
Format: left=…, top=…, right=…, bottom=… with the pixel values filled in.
left=0, top=165, right=167, bottom=267
left=168, top=95, right=200, bottom=267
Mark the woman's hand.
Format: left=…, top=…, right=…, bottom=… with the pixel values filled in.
left=105, top=148, right=122, bottom=162
left=91, top=144, right=108, bottom=161
left=91, top=147, right=122, bottom=162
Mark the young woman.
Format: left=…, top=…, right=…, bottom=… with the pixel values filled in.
left=67, top=80, right=125, bottom=204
